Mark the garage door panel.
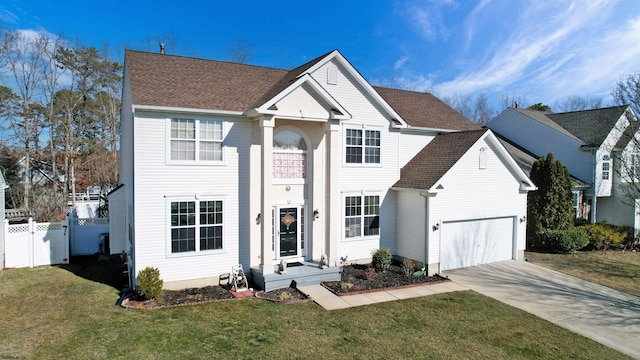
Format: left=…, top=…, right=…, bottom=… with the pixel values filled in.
left=440, top=217, right=514, bottom=271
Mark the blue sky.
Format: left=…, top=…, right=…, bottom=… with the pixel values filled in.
left=2, top=0, right=640, bottom=112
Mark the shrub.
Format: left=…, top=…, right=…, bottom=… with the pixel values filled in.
left=137, top=267, right=163, bottom=300
left=371, top=248, right=392, bottom=272
left=582, top=223, right=627, bottom=252
left=537, top=227, right=589, bottom=253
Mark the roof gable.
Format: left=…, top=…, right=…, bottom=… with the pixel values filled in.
left=124, top=49, right=481, bottom=131
left=394, top=129, right=534, bottom=191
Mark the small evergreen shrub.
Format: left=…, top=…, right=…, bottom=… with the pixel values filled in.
left=582, top=223, right=627, bottom=252
left=537, top=227, right=589, bottom=253
left=137, top=267, right=163, bottom=300
left=371, top=248, right=392, bottom=272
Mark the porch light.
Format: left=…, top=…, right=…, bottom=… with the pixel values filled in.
left=520, top=216, right=527, bottom=223
left=313, top=209, right=320, bottom=220
left=256, top=213, right=261, bottom=225
left=432, top=223, right=439, bottom=232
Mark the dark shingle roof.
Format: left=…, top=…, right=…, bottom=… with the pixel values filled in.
left=547, top=106, right=628, bottom=147
left=125, top=50, right=478, bottom=131
left=393, top=129, right=488, bottom=190
left=374, top=86, right=481, bottom=131
left=126, top=50, right=287, bottom=111
left=515, top=106, right=629, bottom=147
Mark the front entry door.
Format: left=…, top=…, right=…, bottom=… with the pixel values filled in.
left=279, top=207, right=298, bottom=257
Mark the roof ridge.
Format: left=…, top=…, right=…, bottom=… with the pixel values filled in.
left=551, top=105, right=628, bottom=116
left=125, top=48, right=288, bottom=72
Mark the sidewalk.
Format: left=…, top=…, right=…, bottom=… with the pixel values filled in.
left=298, top=281, right=469, bottom=310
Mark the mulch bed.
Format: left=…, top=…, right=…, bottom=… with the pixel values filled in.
left=321, top=262, right=449, bottom=296
left=121, top=285, right=308, bottom=310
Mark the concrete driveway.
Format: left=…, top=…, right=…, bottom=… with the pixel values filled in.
left=444, top=260, right=640, bottom=359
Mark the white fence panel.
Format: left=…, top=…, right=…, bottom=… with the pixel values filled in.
left=33, top=222, right=68, bottom=267
left=69, top=217, right=109, bottom=256
left=5, top=222, right=32, bottom=268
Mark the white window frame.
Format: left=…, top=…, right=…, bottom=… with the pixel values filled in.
left=166, top=196, right=226, bottom=257
left=342, top=191, right=381, bottom=241
left=272, top=128, right=309, bottom=185
left=602, top=155, right=611, bottom=180
left=343, top=125, right=382, bottom=166
left=166, top=117, right=226, bottom=165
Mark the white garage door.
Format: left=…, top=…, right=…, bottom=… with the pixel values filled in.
left=440, top=217, right=514, bottom=271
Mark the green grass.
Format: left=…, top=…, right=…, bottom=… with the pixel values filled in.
left=525, top=250, right=640, bottom=297
left=0, top=264, right=633, bottom=359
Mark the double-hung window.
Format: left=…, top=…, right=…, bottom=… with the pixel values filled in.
left=170, top=118, right=223, bottom=162
left=170, top=199, right=223, bottom=254
left=344, top=194, right=380, bottom=239
left=602, top=155, right=610, bottom=180
left=345, top=127, right=381, bottom=164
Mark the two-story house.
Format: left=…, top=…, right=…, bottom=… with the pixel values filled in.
left=487, top=106, right=640, bottom=231
left=110, top=50, right=535, bottom=290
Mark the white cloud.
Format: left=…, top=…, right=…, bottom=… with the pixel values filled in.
left=0, top=8, right=18, bottom=23
left=429, top=0, right=625, bottom=104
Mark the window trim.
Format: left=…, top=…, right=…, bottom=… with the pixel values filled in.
left=272, top=127, right=310, bottom=184
left=166, top=117, right=226, bottom=165
left=165, top=195, right=227, bottom=258
left=602, top=154, right=611, bottom=181
left=342, top=191, right=381, bottom=242
left=343, top=125, right=383, bottom=167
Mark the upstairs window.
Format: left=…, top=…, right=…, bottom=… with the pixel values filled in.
left=345, top=127, right=381, bottom=164
left=273, top=130, right=307, bottom=179
left=602, top=155, right=610, bottom=180
left=170, top=118, right=223, bottom=163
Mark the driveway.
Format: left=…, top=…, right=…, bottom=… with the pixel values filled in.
left=444, top=260, right=640, bottom=359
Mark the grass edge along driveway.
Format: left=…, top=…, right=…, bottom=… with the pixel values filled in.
left=0, top=265, right=633, bottom=359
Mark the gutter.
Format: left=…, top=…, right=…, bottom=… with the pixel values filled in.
left=132, top=104, right=245, bottom=117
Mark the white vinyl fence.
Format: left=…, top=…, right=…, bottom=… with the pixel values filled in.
left=3, top=215, right=109, bottom=269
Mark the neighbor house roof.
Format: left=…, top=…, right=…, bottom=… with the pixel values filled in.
left=547, top=106, right=628, bottom=147
left=125, top=50, right=477, bottom=131
left=514, top=106, right=629, bottom=147
left=393, top=129, right=488, bottom=190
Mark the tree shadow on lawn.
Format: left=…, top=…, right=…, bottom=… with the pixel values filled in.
left=56, top=255, right=128, bottom=292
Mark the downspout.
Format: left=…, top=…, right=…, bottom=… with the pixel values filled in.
left=420, top=191, right=429, bottom=271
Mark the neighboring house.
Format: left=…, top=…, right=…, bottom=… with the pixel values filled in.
left=487, top=106, right=640, bottom=230
left=112, top=49, right=535, bottom=290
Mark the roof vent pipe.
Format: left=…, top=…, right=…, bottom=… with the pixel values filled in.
left=159, top=43, right=165, bottom=54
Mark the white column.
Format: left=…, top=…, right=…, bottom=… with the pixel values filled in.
left=260, top=116, right=275, bottom=274
left=326, top=120, right=341, bottom=266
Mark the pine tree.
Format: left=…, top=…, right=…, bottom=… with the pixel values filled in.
left=527, top=153, right=576, bottom=249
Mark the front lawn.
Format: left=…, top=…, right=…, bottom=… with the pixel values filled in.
left=0, top=264, right=632, bottom=359
left=525, top=250, right=640, bottom=297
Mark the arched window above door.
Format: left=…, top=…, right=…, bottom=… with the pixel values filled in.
left=273, top=130, right=307, bottom=180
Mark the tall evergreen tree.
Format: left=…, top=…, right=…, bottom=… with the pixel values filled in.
left=527, top=153, right=574, bottom=248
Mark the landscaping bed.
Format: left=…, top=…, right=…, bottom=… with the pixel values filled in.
left=121, top=285, right=308, bottom=309
left=322, top=262, right=449, bottom=296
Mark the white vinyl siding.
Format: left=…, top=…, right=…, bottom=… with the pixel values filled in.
left=134, top=111, right=246, bottom=284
